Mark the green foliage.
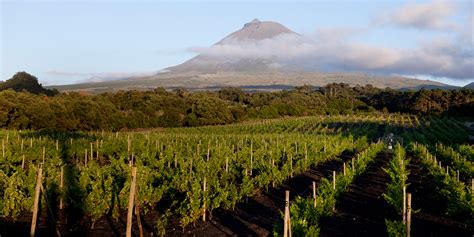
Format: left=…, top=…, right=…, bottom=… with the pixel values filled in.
left=385, top=219, right=405, bottom=237
left=383, top=144, right=409, bottom=214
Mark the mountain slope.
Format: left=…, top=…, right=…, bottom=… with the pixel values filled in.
left=464, top=82, right=474, bottom=89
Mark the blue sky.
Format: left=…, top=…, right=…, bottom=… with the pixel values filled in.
left=1, top=0, right=473, bottom=86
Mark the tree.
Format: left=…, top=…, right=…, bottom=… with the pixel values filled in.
left=0, top=72, right=58, bottom=96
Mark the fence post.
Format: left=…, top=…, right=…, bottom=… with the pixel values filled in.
left=30, top=167, right=43, bottom=237
left=126, top=167, right=137, bottom=237
left=406, top=193, right=412, bottom=237
left=402, top=185, right=406, bottom=224
left=313, top=181, right=317, bottom=208
left=284, top=190, right=291, bottom=237
left=202, top=177, right=207, bottom=222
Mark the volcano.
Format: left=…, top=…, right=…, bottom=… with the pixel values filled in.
left=51, top=19, right=454, bottom=92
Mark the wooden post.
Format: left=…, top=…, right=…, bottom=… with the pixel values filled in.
left=406, top=193, right=412, bottom=237
left=42, top=146, right=45, bottom=163
left=312, top=181, right=317, bottom=208
left=126, top=167, right=137, bottom=237
left=250, top=142, right=253, bottom=176
left=283, top=190, right=291, bottom=237
left=59, top=166, right=64, bottom=210
left=343, top=163, right=346, bottom=176
left=56, top=140, right=59, bottom=151
left=202, top=177, right=207, bottom=222
left=225, top=156, right=229, bottom=173
left=333, top=171, right=336, bottom=190
left=402, top=185, right=406, bottom=224
left=30, top=167, right=43, bottom=237
left=90, top=143, right=93, bottom=161
left=352, top=158, right=355, bottom=172
left=22, top=155, right=25, bottom=170
left=134, top=185, right=144, bottom=237
left=21, top=139, right=24, bottom=153
left=84, top=149, right=88, bottom=165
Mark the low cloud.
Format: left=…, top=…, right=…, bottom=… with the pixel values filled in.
left=46, top=71, right=157, bottom=83
left=380, top=0, right=457, bottom=30
left=189, top=28, right=472, bottom=80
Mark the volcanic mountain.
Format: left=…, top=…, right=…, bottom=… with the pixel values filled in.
left=52, top=19, right=453, bottom=92
left=164, top=18, right=302, bottom=74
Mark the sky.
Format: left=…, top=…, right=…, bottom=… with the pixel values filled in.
left=1, top=0, right=473, bottom=86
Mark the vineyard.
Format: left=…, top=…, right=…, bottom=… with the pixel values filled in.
left=0, top=114, right=473, bottom=236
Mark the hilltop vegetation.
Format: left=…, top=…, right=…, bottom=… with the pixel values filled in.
left=0, top=79, right=472, bottom=131
left=0, top=72, right=58, bottom=96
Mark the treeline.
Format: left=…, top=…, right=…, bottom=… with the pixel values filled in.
left=0, top=83, right=472, bottom=131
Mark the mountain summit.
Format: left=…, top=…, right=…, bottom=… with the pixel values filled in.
left=218, top=18, right=296, bottom=43
left=164, top=19, right=304, bottom=74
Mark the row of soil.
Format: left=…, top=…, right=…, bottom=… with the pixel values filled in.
left=319, top=151, right=473, bottom=237
left=319, top=151, right=392, bottom=237
left=165, top=150, right=356, bottom=236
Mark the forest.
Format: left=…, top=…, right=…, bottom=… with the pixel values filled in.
left=0, top=72, right=473, bottom=131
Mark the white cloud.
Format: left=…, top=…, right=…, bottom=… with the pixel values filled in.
left=381, top=0, right=457, bottom=30
left=187, top=27, right=472, bottom=80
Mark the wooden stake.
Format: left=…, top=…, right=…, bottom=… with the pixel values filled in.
left=56, top=140, right=59, bottom=151
left=60, top=166, right=64, bottom=210
left=343, top=163, right=346, bottom=176
left=135, top=185, right=144, bottom=237
left=202, top=177, right=207, bottom=222
left=312, top=181, right=317, bottom=208
left=406, top=193, right=411, bottom=237
left=250, top=142, right=253, bottom=176
left=225, top=156, right=229, bottom=173
left=126, top=167, right=137, bottom=237
left=333, top=171, right=336, bottom=190
left=42, top=147, right=45, bottom=163
left=22, top=155, right=25, bottom=170
left=352, top=158, right=355, bottom=172
left=403, top=185, right=406, bottom=224
left=283, top=190, right=291, bottom=237
left=21, top=139, right=24, bottom=153
left=30, top=167, right=43, bottom=237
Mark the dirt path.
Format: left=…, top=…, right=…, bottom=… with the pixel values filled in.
left=319, top=151, right=392, bottom=237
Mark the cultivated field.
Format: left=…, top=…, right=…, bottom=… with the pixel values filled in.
left=0, top=114, right=472, bottom=236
